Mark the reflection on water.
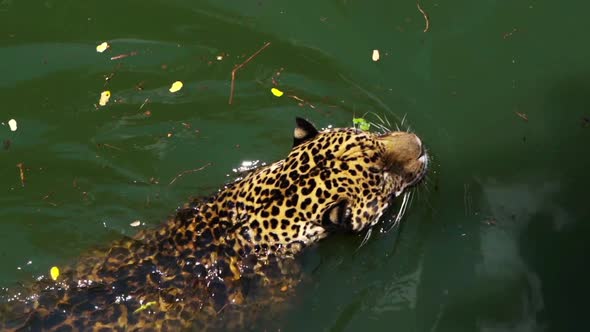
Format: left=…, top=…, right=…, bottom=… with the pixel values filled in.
left=478, top=179, right=553, bottom=331
left=372, top=267, right=421, bottom=314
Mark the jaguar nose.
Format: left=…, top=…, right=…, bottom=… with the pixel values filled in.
left=413, top=135, right=426, bottom=158
left=414, top=135, right=422, bottom=148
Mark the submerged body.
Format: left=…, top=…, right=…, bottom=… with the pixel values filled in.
left=0, top=118, right=428, bottom=331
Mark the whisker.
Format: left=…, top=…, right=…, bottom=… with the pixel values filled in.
left=369, top=112, right=387, bottom=127
left=408, top=189, right=416, bottom=207
left=421, top=187, right=434, bottom=211
left=400, top=192, right=411, bottom=220
left=422, top=177, right=432, bottom=195
left=384, top=114, right=392, bottom=127
left=370, top=121, right=390, bottom=134
left=338, top=74, right=403, bottom=123
left=356, top=227, right=373, bottom=251
left=400, top=113, right=408, bottom=128
left=384, top=191, right=411, bottom=233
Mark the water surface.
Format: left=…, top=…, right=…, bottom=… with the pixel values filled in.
left=1, top=0, right=589, bottom=331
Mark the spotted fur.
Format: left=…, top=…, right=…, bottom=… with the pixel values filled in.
left=0, top=118, right=428, bottom=331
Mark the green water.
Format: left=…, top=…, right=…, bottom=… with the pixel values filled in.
left=1, top=0, right=589, bottom=331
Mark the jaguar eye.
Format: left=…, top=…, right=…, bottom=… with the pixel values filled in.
left=368, top=166, right=381, bottom=173
left=321, top=200, right=352, bottom=230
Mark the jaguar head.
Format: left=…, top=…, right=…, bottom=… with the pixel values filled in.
left=225, top=118, right=429, bottom=253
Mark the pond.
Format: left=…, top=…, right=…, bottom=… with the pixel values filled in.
left=1, top=0, right=589, bottom=331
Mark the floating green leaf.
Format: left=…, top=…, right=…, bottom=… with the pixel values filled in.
left=352, top=118, right=371, bottom=131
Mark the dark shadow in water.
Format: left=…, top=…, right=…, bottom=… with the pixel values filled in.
left=415, top=74, right=590, bottom=332
left=518, top=74, right=590, bottom=331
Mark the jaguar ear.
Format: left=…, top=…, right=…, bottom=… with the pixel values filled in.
left=322, top=200, right=352, bottom=230
left=293, top=117, right=319, bottom=148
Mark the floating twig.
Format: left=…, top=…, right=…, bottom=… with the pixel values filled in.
left=288, top=95, right=304, bottom=103
left=103, top=73, right=116, bottom=85
left=515, top=111, right=529, bottom=122
left=287, top=94, right=317, bottom=109
left=503, top=28, right=518, bottom=39
left=216, top=303, right=229, bottom=315
left=416, top=1, right=430, bottom=33
left=169, top=163, right=212, bottom=185
left=97, top=143, right=124, bottom=151
left=139, top=98, right=150, bottom=110
left=16, top=162, right=25, bottom=187
left=41, top=192, right=54, bottom=200
left=228, top=42, right=272, bottom=105
left=483, top=217, right=497, bottom=226
left=110, top=51, right=138, bottom=61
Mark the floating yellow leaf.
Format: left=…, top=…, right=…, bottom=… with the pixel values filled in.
left=96, top=42, right=109, bottom=53
left=169, top=81, right=183, bottom=93
left=271, top=88, right=284, bottom=97
left=99, top=90, right=111, bottom=106
left=372, top=49, right=380, bottom=62
left=133, top=301, right=157, bottom=314
left=8, top=119, right=17, bottom=132
left=50, top=266, right=60, bottom=280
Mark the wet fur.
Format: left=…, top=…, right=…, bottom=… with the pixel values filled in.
left=0, top=118, right=428, bottom=331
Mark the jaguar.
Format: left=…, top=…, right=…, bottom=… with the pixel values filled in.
left=0, top=117, right=428, bottom=331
